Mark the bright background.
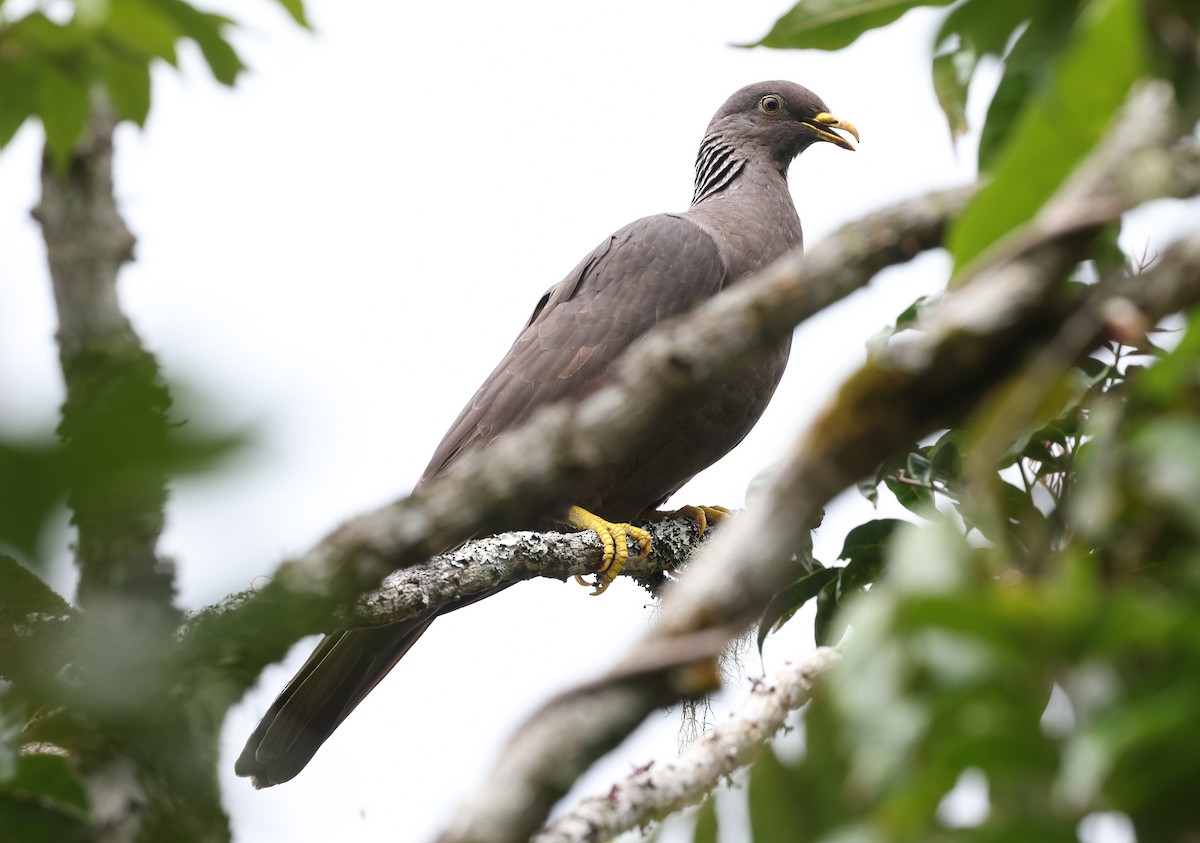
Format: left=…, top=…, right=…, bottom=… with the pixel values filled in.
left=1, top=1, right=1195, bottom=840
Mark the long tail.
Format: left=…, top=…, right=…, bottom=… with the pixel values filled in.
left=235, top=618, right=434, bottom=788
left=236, top=585, right=507, bottom=787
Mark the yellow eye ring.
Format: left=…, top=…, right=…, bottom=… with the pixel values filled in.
left=758, top=95, right=783, bottom=115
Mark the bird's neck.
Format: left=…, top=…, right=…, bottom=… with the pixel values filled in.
left=691, top=132, right=749, bottom=205
left=686, top=135, right=803, bottom=278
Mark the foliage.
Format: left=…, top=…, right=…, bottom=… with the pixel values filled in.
left=0, top=0, right=308, bottom=168
left=751, top=0, right=1200, bottom=274
left=2, top=0, right=1199, bottom=840
left=724, top=1, right=1200, bottom=841
left=0, top=1, right=287, bottom=838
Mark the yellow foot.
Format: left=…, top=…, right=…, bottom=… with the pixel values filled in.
left=643, top=504, right=734, bottom=537
left=568, top=505, right=652, bottom=596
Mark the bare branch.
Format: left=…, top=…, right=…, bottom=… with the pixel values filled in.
left=533, top=648, right=841, bottom=843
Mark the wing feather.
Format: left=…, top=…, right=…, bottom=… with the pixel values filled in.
left=419, top=213, right=725, bottom=485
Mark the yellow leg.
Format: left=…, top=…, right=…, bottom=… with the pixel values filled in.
left=568, top=505, right=652, bottom=595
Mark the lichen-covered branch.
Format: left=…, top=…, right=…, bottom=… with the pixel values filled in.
left=183, top=515, right=708, bottom=645
left=533, top=648, right=842, bottom=843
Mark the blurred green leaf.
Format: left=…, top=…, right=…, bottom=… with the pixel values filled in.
left=907, top=452, right=933, bottom=484
left=5, top=12, right=90, bottom=53
left=271, top=0, right=310, bottom=28
left=0, top=440, right=66, bottom=561
left=748, top=745, right=807, bottom=842
left=932, top=42, right=973, bottom=139
left=750, top=0, right=955, bottom=50
left=929, top=432, right=963, bottom=481
left=104, top=54, right=152, bottom=125
left=693, top=796, right=718, bottom=843
left=104, top=0, right=182, bottom=63
left=0, top=555, right=72, bottom=620
left=154, top=0, right=244, bottom=84
left=896, top=294, right=938, bottom=329
left=886, top=472, right=936, bottom=514
left=948, top=0, right=1148, bottom=273
left=814, top=580, right=843, bottom=646
left=937, top=0, right=1047, bottom=58
left=0, top=754, right=90, bottom=840
left=1137, top=309, right=1200, bottom=406
left=38, top=61, right=91, bottom=169
left=0, top=52, right=40, bottom=148
left=840, top=518, right=906, bottom=570
left=758, top=564, right=839, bottom=653
left=857, top=476, right=880, bottom=505
left=1133, top=416, right=1200, bottom=531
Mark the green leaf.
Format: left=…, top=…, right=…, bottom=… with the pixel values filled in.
left=947, top=0, right=1149, bottom=273
left=38, top=61, right=91, bottom=168
left=814, top=581, right=842, bottom=646
left=104, top=54, right=152, bottom=125
left=271, top=0, right=311, bottom=28
left=154, top=0, right=244, bottom=85
left=0, top=754, right=90, bottom=839
left=693, top=796, right=718, bottom=843
left=907, top=451, right=933, bottom=484
left=104, top=0, right=183, bottom=63
left=748, top=746, right=805, bottom=842
left=758, top=565, right=839, bottom=652
left=840, top=519, right=906, bottom=564
left=0, top=50, right=40, bottom=148
left=6, top=13, right=90, bottom=53
left=936, top=0, right=1047, bottom=58
left=895, top=294, right=938, bottom=329
left=857, top=477, right=880, bottom=505
left=975, top=10, right=1076, bottom=171
left=840, top=518, right=904, bottom=587
left=932, top=43, right=973, bottom=139
left=0, top=440, right=66, bottom=561
left=929, top=433, right=963, bottom=481
left=886, top=473, right=936, bottom=514
left=750, top=0, right=956, bottom=51
left=1138, top=310, right=1200, bottom=407
left=0, top=555, right=72, bottom=619
left=1133, top=417, right=1200, bottom=531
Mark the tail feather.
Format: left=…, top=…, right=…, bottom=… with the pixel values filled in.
left=236, top=584, right=509, bottom=787
left=235, top=618, right=433, bottom=788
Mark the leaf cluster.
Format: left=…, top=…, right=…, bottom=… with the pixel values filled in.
left=753, top=0, right=1200, bottom=273
left=705, top=1, right=1200, bottom=841
left=0, top=0, right=308, bottom=168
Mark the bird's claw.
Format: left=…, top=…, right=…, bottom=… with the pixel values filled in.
left=643, top=504, right=734, bottom=537
left=568, top=505, right=652, bottom=595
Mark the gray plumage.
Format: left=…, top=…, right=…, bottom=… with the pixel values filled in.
left=237, top=80, right=857, bottom=788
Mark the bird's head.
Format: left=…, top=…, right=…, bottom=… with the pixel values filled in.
left=707, top=80, right=859, bottom=166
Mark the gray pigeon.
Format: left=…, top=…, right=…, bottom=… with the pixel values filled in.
left=237, top=80, right=857, bottom=787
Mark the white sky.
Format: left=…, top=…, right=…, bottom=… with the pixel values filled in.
left=1, top=1, right=1195, bottom=841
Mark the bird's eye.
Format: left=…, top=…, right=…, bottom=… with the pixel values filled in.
left=758, top=95, right=783, bottom=115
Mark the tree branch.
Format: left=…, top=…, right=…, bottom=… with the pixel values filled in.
left=31, top=95, right=176, bottom=611
left=533, top=648, right=842, bottom=843
left=434, top=82, right=1200, bottom=843
left=184, top=514, right=708, bottom=638
left=183, top=180, right=975, bottom=697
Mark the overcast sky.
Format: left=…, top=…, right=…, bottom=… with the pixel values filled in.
left=2, top=1, right=1197, bottom=841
